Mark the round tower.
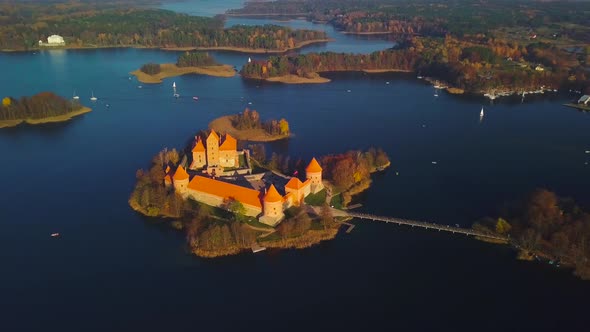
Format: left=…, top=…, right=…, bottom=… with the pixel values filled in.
left=263, top=184, right=284, bottom=219
left=173, top=165, right=190, bottom=196
left=305, top=157, right=324, bottom=193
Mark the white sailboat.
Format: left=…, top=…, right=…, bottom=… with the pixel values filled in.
left=72, top=91, right=79, bottom=100
left=173, top=81, right=179, bottom=98
left=90, top=91, right=97, bottom=101
left=480, top=106, right=484, bottom=118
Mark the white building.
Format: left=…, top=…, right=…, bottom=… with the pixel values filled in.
left=39, top=35, right=65, bottom=46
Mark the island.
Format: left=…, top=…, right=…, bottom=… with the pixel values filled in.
left=129, top=124, right=390, bottom=258
left=0, top=2, right=330, bottom=53
left=131, top=52, right=235, bottom=84
left=233, top=0, right=589, bottom=96
left=0, top=92, right=91, bottom=128
left=208, top=109, right=291, bottom=142
left=472, top=189, right=590, bottom=280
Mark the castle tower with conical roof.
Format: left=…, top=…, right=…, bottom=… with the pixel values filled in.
left=173, top=165, right=190, bottom=196
left=190, top=137, right=206, bottom=170
left=260, top=184, right=284, bottom=226
left=306, top=157, right=324, bottom=194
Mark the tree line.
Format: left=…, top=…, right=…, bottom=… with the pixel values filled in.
left=0, top=92, right=82, bottom=120
left=473, top=189, right=590, bottom=280
left=176, top=51, right=217, bottom=67
left=232, top=108, right=290, bottom=136
left=241, top=35, right=589, bottom=93
left=0, top=4, right=327, bottom=51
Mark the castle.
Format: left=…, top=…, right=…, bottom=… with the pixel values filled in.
left=164, top=130, right=324, bottom=226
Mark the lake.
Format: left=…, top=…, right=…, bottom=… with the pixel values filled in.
left=1, top=8, right=589, bottom=332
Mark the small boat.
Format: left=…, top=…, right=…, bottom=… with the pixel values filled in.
left=192, top=96, right=199, bottom=101
left=90, top=91, right=97, bottom=101
left=417, top=75, right=423, bottom=79
left=480, top=106, right=484, bottom=117
left=138, top=85, right=142, bottom=89
left=386, top=81, right=390, bottom=85
left=434, top=93, right=438, bottom=97
left=347, top=89, right=351, bottom=92
left=431, top=161, right=438, bottom=165
left=248, top=101, right=252, bottom=105
left=173, top=93, right=180, bottom=98
left=172, top=81, right=176, bottom=88
left=51, top=233, right=60, bottom=237
left=72, top=91, right=79, bottom=100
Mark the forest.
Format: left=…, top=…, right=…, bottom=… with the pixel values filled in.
left=241, top=35, right=589, bottom=93
left=0, top=92, right=83, bottom=120
left=473, top=189, right=590, bottom=280
left=0, top=3, right=327, bottom=51
left=231, top=108, right=290, bottom=136
left=176, top=52, right=217, bottom=67
left=230, top=0, right=590, bottom=43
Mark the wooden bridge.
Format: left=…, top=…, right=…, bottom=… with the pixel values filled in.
left=345, top=211, right=508, bottom=241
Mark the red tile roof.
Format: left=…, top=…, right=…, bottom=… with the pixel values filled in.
left=207, top=130, right=220, bottom=142
left=187, top=176, right=262, bottom=209
left=219, top=134, right=237, bottom=151
left=264, top=184, right=283, bottom=203
left=285, top=177, right=304, bottom=190
left=173, top=165, right=189, bottom=181
left=192, top=138, right=205, bottom=152
left=306, top=157, right=323, bottom=173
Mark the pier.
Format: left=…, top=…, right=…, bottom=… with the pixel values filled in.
left=343, top=211, right=508, bottom=241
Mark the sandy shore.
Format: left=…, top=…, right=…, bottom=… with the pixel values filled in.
left=362, top=69, right=412, bottom=73
left=161, top=39, right=333, bottom=54
left=130, top=63, right=235, bottom=84
left=265, top=74, right=331, bottom=84
left=209, top=115, right=290, bottom=142
left=0, top=107, right=92, bottom=128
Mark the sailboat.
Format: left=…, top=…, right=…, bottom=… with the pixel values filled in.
left=480, top=106, right=484, bottom=118
left=173, top=81, right=179, bottom=98
left=90, top=91, right=97, bottom=101
left=72, top=91, right=79, bottom=100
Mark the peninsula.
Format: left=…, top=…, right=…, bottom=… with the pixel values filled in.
left=209, top=109, right=291, bottom=142
left=0, top=92, right=91, bottom=128
left=472, top=189, right=590, bottom=281
left=131, top=52, right=236, bottom=83
left=129, top=125, right=390, bottom=258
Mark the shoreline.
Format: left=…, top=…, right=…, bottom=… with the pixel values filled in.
left=264, top=74, right=331, bottom=84
left=1, top=39, right=333, bottom=54
left=130, top=63, right=236, bottom=84
left=209, top=115, right=291, bottom=142
left=0, top=107, right=92, bottom=129
left=247, top=69, right=412, bottom=84
left=161, top=39, right=333, bottom=54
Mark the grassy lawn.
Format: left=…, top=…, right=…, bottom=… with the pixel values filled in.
left=330, top=193, right=343, bottom=209
left=304, top=189, right=326, bottom=206
left=244, top=218, right=274, bottom=229
left=259, top=232, right=281, bottom=242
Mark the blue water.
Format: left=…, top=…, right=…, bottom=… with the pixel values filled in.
left=1, top=9, right=590, bottom=332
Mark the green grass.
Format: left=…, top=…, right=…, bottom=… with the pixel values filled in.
left=259, top=232, right=281, bottom=242
left=304, top=189, right=327, bottom=206
left=330, top=193, right=343, bottom=209
left=244, top=218, right=274, bottom=229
